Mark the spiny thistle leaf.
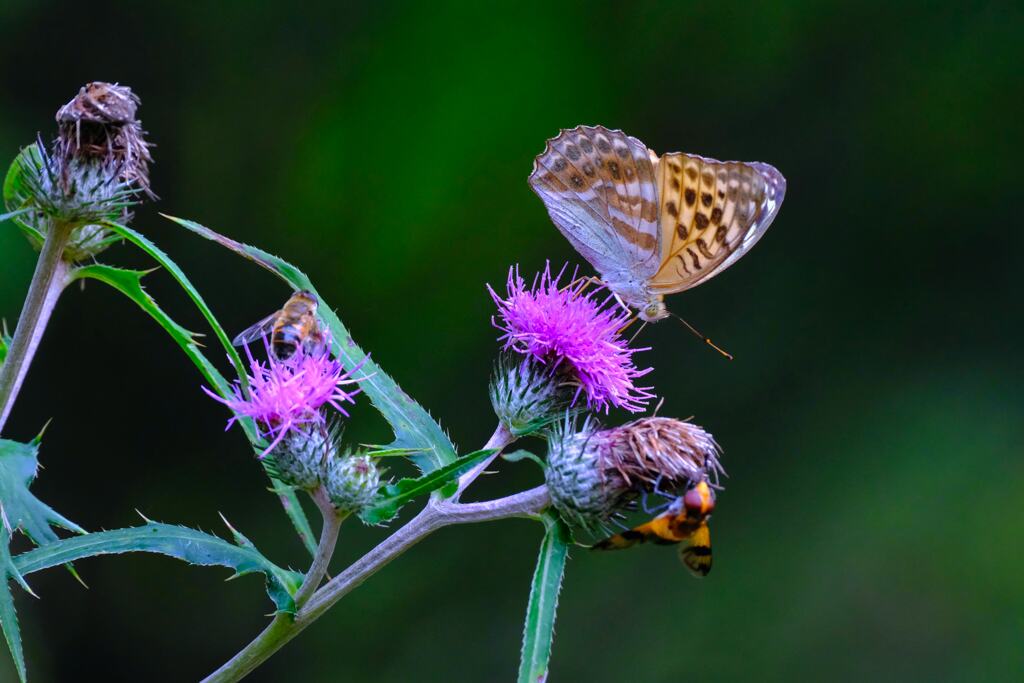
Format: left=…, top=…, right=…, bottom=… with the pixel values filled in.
left=165, top=214, right=458, bottom=475
left=3, top=146, right=47, bottom=247
left=70, top=264, right=226, bottom=393
left=359, top=449, right=495, bottom=525
left=99, top=220, right=248, bottom=388
left=69, top=263, right=317, bottom=555
left=11, top=521, right=303, bottom=615
left=0, top=437, right=87, bottom=682
left=518, top=510, right=570, bottom=683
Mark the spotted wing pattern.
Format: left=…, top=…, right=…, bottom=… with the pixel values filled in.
left=651, top=153, right=785, bottom=293
left=529, top=126, right=662, bottom=281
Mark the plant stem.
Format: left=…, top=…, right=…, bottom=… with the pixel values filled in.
left=292, top=487, right=345, bottom=609
left=0, top=222, right=73, bottom=434
left=201, top=484, right=550, bottom=683
left=452, top=422, right=514, bottom=501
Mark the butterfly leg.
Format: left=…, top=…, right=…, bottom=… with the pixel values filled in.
left=562, top=275, right=604, bottom=297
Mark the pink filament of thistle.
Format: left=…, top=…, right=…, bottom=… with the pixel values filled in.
left=488, top=262, right=654, bottom=413
left=205, top=335, right=363, bottom=457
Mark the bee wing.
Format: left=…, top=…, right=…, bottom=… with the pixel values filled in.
left=679, top=523, right=712, bottom=577
left=232, top=312, right=278, bottom=347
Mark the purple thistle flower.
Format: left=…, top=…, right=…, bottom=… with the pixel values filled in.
left=488, top=263, right=654, bottom=413
left=205, top=335, right=362, bottom=457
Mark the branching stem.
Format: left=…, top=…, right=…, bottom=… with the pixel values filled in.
left=292, top=486, right=345, bottom=609
left=201, top=484, right=550, bottom=682
left=0, top=221, right=73, bottom=433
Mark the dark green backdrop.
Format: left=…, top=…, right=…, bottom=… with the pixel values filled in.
left=1, top=2, right=1021, bottom=681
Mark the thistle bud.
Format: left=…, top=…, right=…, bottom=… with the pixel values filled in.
left=4, top=82, right=153, bottom=260
left=489, top=354, right=572, bottom=437
left=545, top=415, right=723, bottom=532
left=324, top=452, right=381, bottom=514
left=269, top=426, right=334, bottom=490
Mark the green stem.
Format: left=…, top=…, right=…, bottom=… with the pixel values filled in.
left=200, top=484, right=551, bottom=683
left=292, top=487, right=344, bottom=609
left=451, top=422, right=514, bottom=501
left=0, top=222, right=73, bottom=433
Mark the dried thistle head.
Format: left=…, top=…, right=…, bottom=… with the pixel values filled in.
left=4, top=82, right=156, bottom=260
left=600, top=416, right=724, bottom=491
left=545, top=415, right=723, bottom=533
left=54, top=82, right=153, bottom=197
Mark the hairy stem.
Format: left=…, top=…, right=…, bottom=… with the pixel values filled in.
left=201, top=484, right=550, bottom=682
left=292, top=487, right=345, bottom=609
left=452, top=422, right=514, bottom=501
left=0, top=222, right=73, bottom=433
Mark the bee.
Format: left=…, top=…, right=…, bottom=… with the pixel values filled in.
left=591, top=479, right=715, bottom=577
left=232, top=290, right=326, bottom=360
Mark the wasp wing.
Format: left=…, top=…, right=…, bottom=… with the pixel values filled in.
left=232, top=312, right=278, bottom=347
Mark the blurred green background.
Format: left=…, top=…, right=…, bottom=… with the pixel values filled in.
left=1, top=1, right=1022, bottom=681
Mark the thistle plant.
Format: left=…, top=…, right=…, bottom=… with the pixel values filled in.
left=0, top=85, right=735, bottom=683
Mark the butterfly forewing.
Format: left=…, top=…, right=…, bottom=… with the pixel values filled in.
left=651, top=153, right=785, bottom=294
left=529, top=126, right=662, bottom=282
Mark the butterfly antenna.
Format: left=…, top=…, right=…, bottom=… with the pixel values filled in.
left=670, top=312, right=733, bottom=360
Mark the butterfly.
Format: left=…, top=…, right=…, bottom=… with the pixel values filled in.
left=529, top=126, right=786, bottom=322
left=591, top=479, right=716, bottom=577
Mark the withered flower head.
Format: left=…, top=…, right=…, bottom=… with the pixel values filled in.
left=545, top=415, right=722, bottom=533
left=54, top=82, right=153, bottom=197
left=4, top=82, right=156, bottom=261
left=600, top=416, right=724, bottom=490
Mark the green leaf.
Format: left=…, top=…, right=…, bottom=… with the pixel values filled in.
left=502, top=449, right=547, bottom=471
left=359, top=449, right=495, bottom=525
left=12, top=520, right=303, bottom=615
left=0, top=328, right=11, bottom=367
left=165, top=215, right=458, bottom=474
left=0, top=437, right=87, bottom=682
left=68, top=264, right=318, bottom=555
left=3, top=146, right=45, bottom=248
left=518, top=511, right=570, bottom=683
left=69, top=264, right=230, bottom=396
left=0, top=535, right=26, bottom=683
left=99, top=221, right=248, bottom=389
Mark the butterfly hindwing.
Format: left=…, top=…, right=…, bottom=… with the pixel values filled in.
left=652, top=153, right=785, bottom=293
left=529, top=126, right=662, bottom=282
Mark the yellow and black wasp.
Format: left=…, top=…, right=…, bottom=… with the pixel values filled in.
left=592, top=479, right=715, bottom=577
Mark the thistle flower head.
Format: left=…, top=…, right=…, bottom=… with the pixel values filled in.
left=488, top=263, right=654, bottom=414
left=545, top=415, right=722, bottom=533
left=546, top=416, right=626, bottom=533
left=269, top=423, right=338, bottom=490
left=206, top=335, right=361, bottom=457
left=324, top=451, right=381, bottom=514
left=489, top=353, right=573, bottom=437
